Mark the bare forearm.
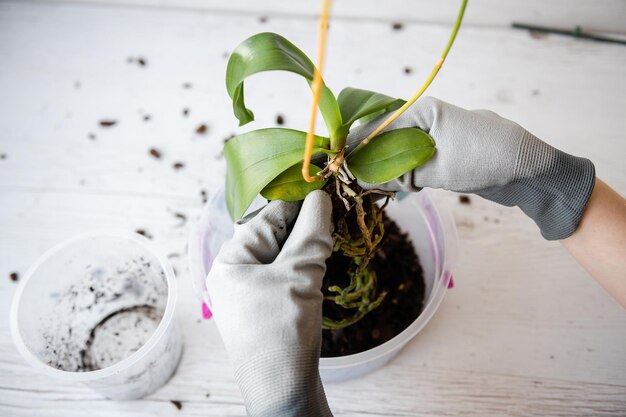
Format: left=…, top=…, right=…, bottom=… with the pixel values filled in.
left=561, top=178, right=626, bottom=308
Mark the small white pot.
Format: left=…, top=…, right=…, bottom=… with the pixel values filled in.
left=11, top=231, right=182, bottom=399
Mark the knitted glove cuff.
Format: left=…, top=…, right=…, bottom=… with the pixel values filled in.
left=479, top=131, right=596, bottom=240
left=235, top=347, right=332, bottom=417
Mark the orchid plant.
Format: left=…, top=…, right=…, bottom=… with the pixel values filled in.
left=223, top=0, right=467, bottom=329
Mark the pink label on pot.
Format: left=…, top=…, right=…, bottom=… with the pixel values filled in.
left=448, top=276, right=455, bottom=289
left=202, top=303, right=212, bottom=319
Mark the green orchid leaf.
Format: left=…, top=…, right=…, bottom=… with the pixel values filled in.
left=337, top=87, right=406, bottom=128
left=225, top=32, right=342, bottom=138
left=225, top=128, right=331, bottom=220
left=347, top=127, right=435, bottom=184
left=261, top=163, right=326, bottom=201
left=356, top=98, right=405, bottom=125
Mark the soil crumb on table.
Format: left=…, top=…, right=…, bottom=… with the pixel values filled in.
left=459, top=195, right=471, bottom=204
left=149, top=148, right=162, bottom=159
left=321, top=214, right=426, bottom=357
left=9, top=272, right=19, bottom=282
left=172, top=162, right=185, bottom=170
left=276, top=114, right=285, bottom=125
left=99, top=120, right=117, bottom=127
left=196, top=124, right=208, bottom=134
left=170, top=400, right=183, bottom=410
left=127, top=56, right=147, bottom=66
left=173, top=212, right=187, bottom=226
left=135, top=229, right=153, bottom=239
left=392, top=22, right=404, bottom=30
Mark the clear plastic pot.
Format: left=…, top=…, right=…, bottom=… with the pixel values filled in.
left=188, top=188, right=457, bottom=383
left=10, top=231, right=182, bottom=400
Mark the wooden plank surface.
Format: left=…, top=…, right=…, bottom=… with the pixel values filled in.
left=30, top=0, right=626, bottom=33
left=1, top=1, right=625, bottom=416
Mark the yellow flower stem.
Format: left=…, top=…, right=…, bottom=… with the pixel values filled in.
left=302, top=0, right=332, bottom=183
left=350, top=0, right=468, bottom=155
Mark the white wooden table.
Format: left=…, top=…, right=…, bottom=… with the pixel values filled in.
left=1, top=1, right=625, bottom=416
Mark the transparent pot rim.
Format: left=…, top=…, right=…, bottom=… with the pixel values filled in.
left=10, top=230, right=178, bottom=382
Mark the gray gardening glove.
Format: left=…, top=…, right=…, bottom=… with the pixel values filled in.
left=206, top=190, right=333, bottom=417
left=348, top=97, right=595, bottom=240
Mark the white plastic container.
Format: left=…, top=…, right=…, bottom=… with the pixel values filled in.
left=10, top=231, right=182, bottom=400
left=188, top=189, right=457, bottom=383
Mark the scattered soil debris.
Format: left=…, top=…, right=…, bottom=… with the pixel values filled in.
left=143, top=115, right=151, bottom=122
left=531, top=89, right=541, bottom=96
left=172, top=162, right=185, bottom=170
left=276, top=114, right=284, bottom=125
left=200, top=190, right=208, bottom=203
left=403, top=67, right=412, bottom=75
left=173, top=212, right=187, bottom=226
left=170, top=400, right=182, bottom=410
left=223, top=133, right=235, bottom=143
left=135, top=229, right=153, bottom=239
left=74, top=81, right=81, bottom=89
left=182, top=82, right=192, bottom=89
left=205, top=393, right=211, bottom=398
left=392, top=22, right=404, bottom=31
left=182, top=108, right=189, bottom=117
left=259, top=16, right=268, bottom=23
left=459, top=195, right=471, bottom=205
left=99, top=120, right=117, bottom=127
left=88, top=133, right=96, bottom=140
left=196, top=124, right=208, bottom=134
left=9, top=272, right=19, bottom=282
left=0, top=154, right=6, bottom=160
left=149, top=148, right=162, bottom=159
left=127, top=56, right=147, bottom=66
left=549, top=355, right=555, bottom=359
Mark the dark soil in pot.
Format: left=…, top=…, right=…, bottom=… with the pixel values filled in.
left=321, top=211, right=426, bottom=357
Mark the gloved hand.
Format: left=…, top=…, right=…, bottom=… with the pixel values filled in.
left=348, top=97, right=595, bottom=240
left=206, top=190, right=334, bottom=417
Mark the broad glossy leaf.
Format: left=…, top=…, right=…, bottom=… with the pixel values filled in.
left=357, top=98, right=405, bottom=125
left=261, top=163, right=326, bottom=201
left=337, top=87, right=405, bottom=128
left=225, top=32, right=342, bottom=138
left=347, top=128, right=435, bottom=184
left=225, top=128, right=330, bottom=220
